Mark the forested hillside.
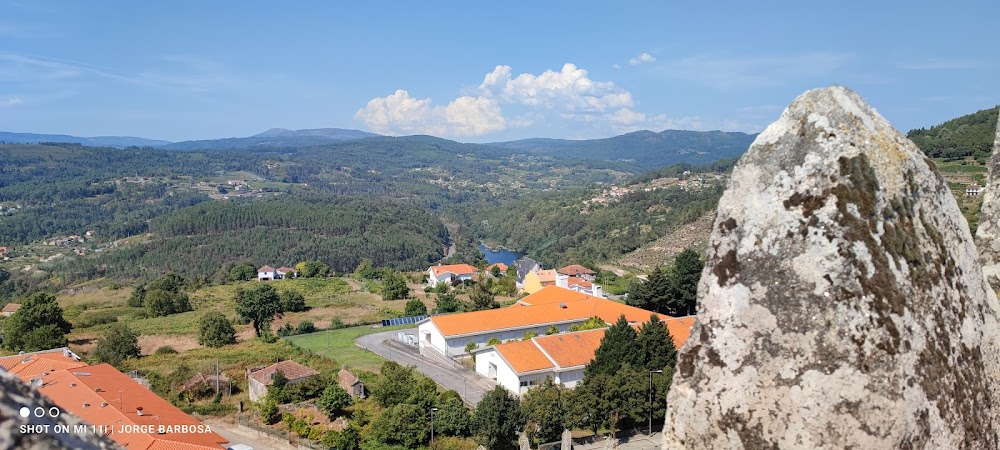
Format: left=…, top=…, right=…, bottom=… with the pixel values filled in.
left=908, top=106, right=999, bottom=159
left=468, top=168, right=725, bottom=267
left=53, top=197, right=448, bottom=281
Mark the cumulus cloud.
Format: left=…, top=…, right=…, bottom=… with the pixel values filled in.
left=629, top=53, right=656, bottom=66
left=357, top=63, right=665, bottom=138
left=480, top=63, right=633, bottom=112
left=355, top=89, right=504, bottom=137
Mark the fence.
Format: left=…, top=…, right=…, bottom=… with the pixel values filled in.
left=234, top=414, right=325, bottom=450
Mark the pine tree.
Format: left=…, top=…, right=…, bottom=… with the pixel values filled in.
left=668, top=248, right=703, bottom=316
left=472, top=386, right=524, bottom=450
left=585, top=315, right=639, bottom=377
left=636, top=314, right=677, bottom=371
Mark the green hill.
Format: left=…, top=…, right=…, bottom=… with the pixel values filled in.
left=70, top=196, right=448, bottom=280
left=907, top=106, right=999, bottom=159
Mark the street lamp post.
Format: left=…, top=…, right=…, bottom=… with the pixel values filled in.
left=649, top=369, right=663, bottom=436
left=430, top=407, right=439, bottom=445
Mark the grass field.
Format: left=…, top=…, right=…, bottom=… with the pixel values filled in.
left=285, top=325, right=410, bottom=372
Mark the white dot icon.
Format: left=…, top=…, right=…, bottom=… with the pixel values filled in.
left=19, top=407, right=29, bottom=418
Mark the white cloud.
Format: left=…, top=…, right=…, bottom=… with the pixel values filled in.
left=480, top=63, right=633, bottom=112
left=629, top=53, right=656, bottom=66
left=1, top=97, right=23, bottom=107
left=612, top=64, right=622, bottom=70
left=355, top=89, right=504, bottom=137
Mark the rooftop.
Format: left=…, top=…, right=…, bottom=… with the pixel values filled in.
left=248, top=360, right=318, bottom=385
left=0, top=348, right=87, bottom=381
left=428, top=286, right=669, bottom=337
left=558, top=264, right=596, bottom=276
left=1, top=302, right=21, bottom=313
left=38, top=363, right=228, bottom=450
left=430, top=263, right=479, bottom=277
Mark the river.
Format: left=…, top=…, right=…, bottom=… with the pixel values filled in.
left=478, top=243, right=525, bottom=266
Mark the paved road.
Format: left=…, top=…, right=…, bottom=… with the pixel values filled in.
left=356, top=328, right=497, bottom=406
left=573, top=432, right=662, bottom=450
left=204, top=418, right=298, bottom=450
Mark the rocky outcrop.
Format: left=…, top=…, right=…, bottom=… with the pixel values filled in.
left=662, top=86, right=1000, bottom=449
left=0, top=369, right=120, bottom=450
left=974, top=111, right=1000, bottom=289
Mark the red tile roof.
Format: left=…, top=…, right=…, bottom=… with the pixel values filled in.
left=429, top=286, right=669, bottom=337
left=37, top=363, right=228, bottom=450
left=493, top=340, right=554, bottom=373
left=430, top=264, right=478, bottom=277
left=277, top=266, right=296, bottom=273
left=1, top=302, right=21, bottom=314
left=0, top=349, right=88, bottom=381
left=558, top=264, right=596, bottom=276
left=567, top=277, right=592, bottom=289
left=248, top=360, right=318, bottom=385
left=486, top=263, right=509, bottom=273
left=533, top=270, right=557, bottom=283
left=489, top=316, right=696, bottom=374
left=257, top=265, right=275, bottom=272
left=338, top=368, right=361, bottom=387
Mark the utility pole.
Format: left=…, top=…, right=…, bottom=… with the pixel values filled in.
left=430, top=407, right=439, bottom=445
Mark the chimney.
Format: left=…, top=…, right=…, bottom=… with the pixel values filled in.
left=556, top=274, right=569, bottom=288
left=559, top=302, right=567, bottom=309
left=136, top=406, right=144, bottom=416
left=594, top=285, right=604, bottom=298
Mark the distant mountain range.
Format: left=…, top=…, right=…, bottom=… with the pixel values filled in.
left=0, top=127, right=759, bottom=168
left=0, top=131, right=171, bottom=148
left=488, top=130, right=758, bottom=167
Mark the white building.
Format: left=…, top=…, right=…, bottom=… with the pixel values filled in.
left=257, top=265, right=276, bottom=281
left=427, top=264, right=478, bottom=287
left=473, top=317, right=695, bottom=395
left=416, top=285, right=671, bottom=358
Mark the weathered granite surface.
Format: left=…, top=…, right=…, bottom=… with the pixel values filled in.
left=662, top=86, right=1000, bottom=449
left=974, top=110, right=1000, bottom=289
left=0, top=369, right=121, bottom=450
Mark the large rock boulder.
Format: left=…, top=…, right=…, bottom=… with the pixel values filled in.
left=974, top=110, right=1000, bottom=289
left=662, top=86, right=1000, bottom=449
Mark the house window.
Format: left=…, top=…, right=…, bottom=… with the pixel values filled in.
left=519, top=380, right=537, bottom=387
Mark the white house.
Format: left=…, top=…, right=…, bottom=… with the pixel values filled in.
left=474, top=316, right=695, bottom=395
left=276, top=266, right=299, bottom=279
left=257, top=265, right=276, bottom=281
left=556, top=273, right=604, bottom=298
left=967, top=184, right=983, bottom=197
left=416, top=285, right=667, bottom=357
left=427, top=264, right=478, bottom=287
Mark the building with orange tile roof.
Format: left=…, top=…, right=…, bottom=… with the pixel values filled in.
left=247, top=360, right=319, bottom=401
left=485, top=263, right=508, bottom=274
left=0, top=348, right=87, bottom=381
left=474, top=317, right=694, bottom=394
left=417, top=285, right=668, bottom=357
left=36, top=363, right=228, bottom=450
left=427, top=264, right=478, bottom=287
left=557, top=264, right=597, bottom=281
left=1, top=302, right=21, bottom=317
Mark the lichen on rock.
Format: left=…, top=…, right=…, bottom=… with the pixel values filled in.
left=974, top=110, right=1000, bottom=289
left=662, top=86, right=1000, bottom=449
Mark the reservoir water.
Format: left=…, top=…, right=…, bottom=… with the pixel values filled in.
left=478, top=243, right=525, bottom=266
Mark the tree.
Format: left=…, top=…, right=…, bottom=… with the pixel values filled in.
left=636, top=314, right=676, bottom=371
left=567, top=316, right=605, bottom=332
left=336, top=425, right=361, bottom=450
left=93, top=323, right=141, bottom=367
left=626, top=266, right=669, bottom=313
left=404, top=299, right=428, bottom=317
left=585, top=315, right=639, bottom=377
left=127, top=285, right=146, bottom=307
left=469, top=283, right=498, bottom=311
left=299, top=260, right=331, bottom=278
left=370, top=361, right=416, bottom=407
left=472, top=386, right=523, bottom=450
left=279, top=290, right=307, bottom=312
left=382, top=272, right=409, bottom=301
left=668, top=248, right=703, bottom=316
left=144, top=288, right=191, bottom=317
left=1, top=292, right=72, bottom=351
left=229, top=262, right=257, bottom=282
left=235, top=284, right=281, bottom=337
left=566, top=374, right=610, bottom=436
left=198, top=311, right=236, bottom=348
left=434, top=392, right=472, bottom=437
left=317, top=385, right=352, bottom=419
left=371, top=403, right=429, bottom=448
left=354, top=259, right=377, bottom=280
left=486, top=337, right=502, bottom=346
left=259, top=398, right=281, bottom=425
left=544, top=325, right=559, bottom=335
left=522, top=330, right=538, bottom=340
left=435, top=292, right=462, bottom=313
left=520, top=377, right=565, bottom=446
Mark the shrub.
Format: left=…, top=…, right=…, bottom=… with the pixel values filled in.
left=154, top=346, right=178, bottom=355
left=93, top=323, right=141, bottom=367
left=486, top=337, right=501, bottom=346
left=295, top=321, right=317, bottom=335
left=404, top=299, right=427, bottom=317
left=464, top=341, right=478, bottom=354
left=279, top=290, right=307, bottom=313
left=198, top=312, right=237, bottom=348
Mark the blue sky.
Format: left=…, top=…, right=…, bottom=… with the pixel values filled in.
left=1, top=1, right=997, bottom=142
